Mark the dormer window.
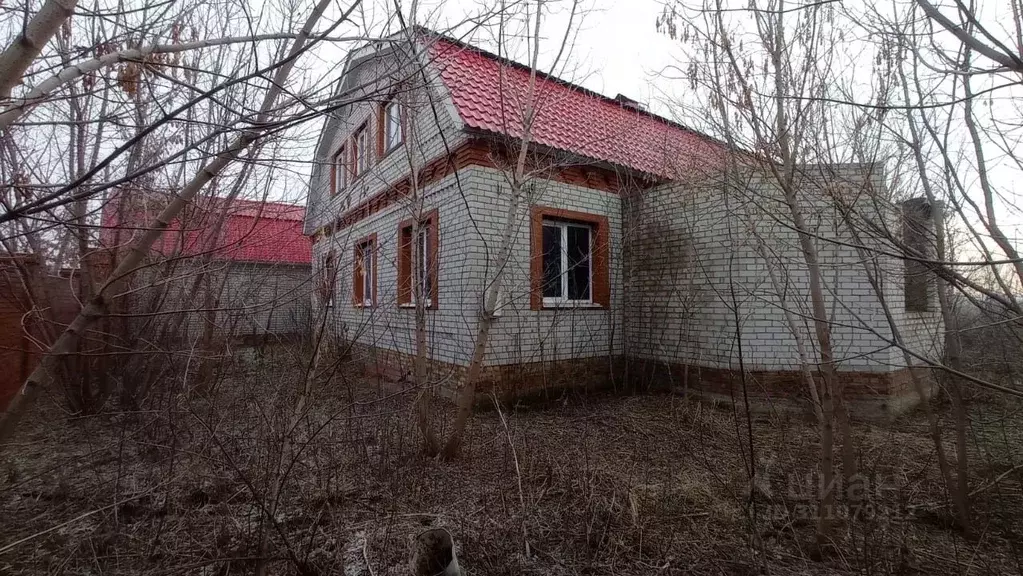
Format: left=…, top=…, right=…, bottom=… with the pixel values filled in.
left=331, top=145, right=346, bottom=196
left=353, top=123, right=371, bottom=178
left=384, top=99, right=404, bottom=152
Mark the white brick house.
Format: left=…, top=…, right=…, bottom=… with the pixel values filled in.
left=305, top=30, right=943, bottom=412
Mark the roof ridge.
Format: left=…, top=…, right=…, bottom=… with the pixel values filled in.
left=421, top=28, right=728, bottom=179
left=414, top=26, right=718, bottom=143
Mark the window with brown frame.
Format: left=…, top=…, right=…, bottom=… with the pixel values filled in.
left=352, top=234, right=377, bottom=307
left=383, top=99, right=404, bottom=153
left=397, top=210, right=438, bottom=308
left=330, top=146, right=346, bottom=196
left=529, top=206, right=609, bottom=310
left=353, top=123, right=371, bottom=179
left=317, top=249, right=337, bottom=307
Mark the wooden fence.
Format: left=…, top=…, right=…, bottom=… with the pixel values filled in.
left=0, top=255, right=88, bottom=410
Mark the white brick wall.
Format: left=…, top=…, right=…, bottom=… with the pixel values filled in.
left=468, top=166, right=624, bottom=366
left=623, top=165, right=944, bottom=373
left=313, top=170, right=481, bottom=367
left=306, top=46, right=466, bottom=236
left=311, top=164, right=625, bottom=369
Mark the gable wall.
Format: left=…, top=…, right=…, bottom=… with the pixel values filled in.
left=306, top=47, right=466, bottom=236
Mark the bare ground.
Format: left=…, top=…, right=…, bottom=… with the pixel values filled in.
left=2, top=346, right=1022, bottom=575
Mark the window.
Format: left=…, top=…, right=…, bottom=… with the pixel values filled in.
left=398, top=210, right=438, bottom=308
left=317, top=250, right=337, bottom=307
left=529, top=206, right=609, bottom=310
left=353, top=235, right=377, bottom=307
left=353, top=124, right=371, bottom=178
left=542, top=220, right=592, bottom=304
left=384, top=100, right=404, bottom=152
left=331, top=146, right=346, bottom=196
left=416, top=226, right=431, bottom=302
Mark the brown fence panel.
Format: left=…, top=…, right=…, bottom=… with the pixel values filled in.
left=0, top=256, right=37, bottom=410
left=0, top=256, right=83, bottom=411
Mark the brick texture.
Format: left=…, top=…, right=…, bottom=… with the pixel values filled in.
left=306, top=42, right=945, bottom=411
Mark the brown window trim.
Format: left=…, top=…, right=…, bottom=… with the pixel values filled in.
left=330, top=145, right=346, bottom=197
left=352, top=233, right=378, bottom=308
left=318, top=249, right=337, bottom=307
left=378, top=97, right=405, bottom=160
left=397, top=208, right=439, bottom=309
left=352, top=122, right=371, bottom=182
left=529, top=206, right=609, bottom=311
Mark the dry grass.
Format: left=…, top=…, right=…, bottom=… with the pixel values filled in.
left=2, top=346, right=1022, bottom=575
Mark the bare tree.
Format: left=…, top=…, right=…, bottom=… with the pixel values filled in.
left=660, top=0, right=866, bottom=547
left=0, top=0, right=364, bottom=446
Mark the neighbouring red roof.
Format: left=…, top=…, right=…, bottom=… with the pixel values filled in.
left=101, top=195, right=311, bottom=265
left=427, top=37, right=725, bottom=179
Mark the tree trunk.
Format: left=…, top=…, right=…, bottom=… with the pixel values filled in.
left=440, top=181, right=520, bottom=459
left=0, top=0, right=79, bottom=98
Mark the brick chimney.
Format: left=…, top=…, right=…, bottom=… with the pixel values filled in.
left=614, top=93, right=646, bottom=112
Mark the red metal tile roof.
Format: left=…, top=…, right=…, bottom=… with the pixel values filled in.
left=428, top=37, right=725, bottom=180
left=101, top=196, right=311, bottom=265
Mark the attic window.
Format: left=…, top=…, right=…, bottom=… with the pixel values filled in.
left=353, top=123, right=371, bottom=178
left=331, top=146, right=346, bottom=196
left=384, top=99, right=404, bottom=153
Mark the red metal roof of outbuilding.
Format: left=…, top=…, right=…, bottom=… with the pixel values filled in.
left=210, top=201, right=311, bottom=265
left=101, top=196, right=311, bottom=265
left=428, top=37, right=725, bottom=179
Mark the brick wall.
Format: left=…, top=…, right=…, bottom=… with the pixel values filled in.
left=313, top=162, right=632, bottom=373
left=344, top=338, right=933, bottom=418
left=221, top=262, right=312, bottom=338
left=468, top=164, right=626, bottom=366
left=315, top=169, right=482, bottom=367
left=622, top=164, right=944, bottom=375
left=306, top=48, right=467, bottom=236
left=121, top=259, right=312, bottom=343
left=347, top=340, right=623, bottom=404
